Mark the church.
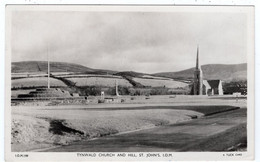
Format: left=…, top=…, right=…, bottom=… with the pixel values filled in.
left=193, top=47, right=223, bottom=96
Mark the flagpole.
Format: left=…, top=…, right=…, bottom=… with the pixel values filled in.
left=47, top=44, right=50, bottom=89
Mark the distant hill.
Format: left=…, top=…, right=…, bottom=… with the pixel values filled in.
left=12, top=61, right=95, bottom=73
left=11, top=61, right=116, bottom=74
left=154, top=63, right=247, bottom=82
left=12, top=61, right=247, bottom=82
left=93, top=69, right=118, bottom=75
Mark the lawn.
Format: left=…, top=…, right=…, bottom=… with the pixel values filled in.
left=67, top=77, right=132, bottom=87
left=133, top=77, right=188, bottom=88
left=12, top=77, right=67, bottom=88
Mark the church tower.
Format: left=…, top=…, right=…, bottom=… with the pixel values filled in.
left=193, top=46, right=203, bottom=95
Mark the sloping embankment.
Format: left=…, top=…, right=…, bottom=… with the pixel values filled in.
left=11, top=105, right=240, bottom=152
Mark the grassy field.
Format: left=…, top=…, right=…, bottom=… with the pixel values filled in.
left=133, top=77, right=188, bottom=88
left=11, top=77, right=67, bottom=88
left=66, top=77, right=132, bottom=87
left=12, top=107, right=202, bottom=152
left=58, top=74, right=121, bottom=78
left=11, top=94, right=246, bottom=152
left=11, top=71, right=190, bottom=89
left=50, top=109, right=246, bottom=152
left=142, top=75, right=171, bottom=80
left=12, top=72, right=47, bottom=79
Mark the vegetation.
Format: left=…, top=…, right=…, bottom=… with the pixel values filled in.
left=11, top=61, right=247, bottom=96
left=11, top=77, right=67, bottom=89
left=56, top=86, right=189, bottom=97
left=12, top=61, right=95, bottom=73
left=12, top=61, right=118, bottom=74
left=120, top=75, right=145, bottom=88
left=133, top=77, right=188, bottom=88
left=11, top=73, right=191, bottom=96
left=115, top=71, right=145, bottom=78
left=222, top=80, right=247, bottom=95
left=66, top=77, right=132, bottom=87
left=11, top=86, right=63, bottom=90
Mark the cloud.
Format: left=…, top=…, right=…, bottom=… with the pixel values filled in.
left=11, top=10, right=247, bottom=73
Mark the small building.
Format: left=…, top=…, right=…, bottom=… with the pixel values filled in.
left=203, top=80, right=223, bottom=95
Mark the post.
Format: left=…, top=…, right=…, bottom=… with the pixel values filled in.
left=115, top=80, right=119, bottom=96
left=101, top=91, right=104, bottom=100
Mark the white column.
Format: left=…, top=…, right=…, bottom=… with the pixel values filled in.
left=115, top=80, right=119, bottom=96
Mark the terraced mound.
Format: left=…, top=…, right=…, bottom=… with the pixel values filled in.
left=16, top=88, right=77, bottom=98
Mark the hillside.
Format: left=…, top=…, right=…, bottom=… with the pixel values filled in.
left=115, top=71, right=145, bottom=78
left=11, top=61, right=117, bottom=74
left=154, top=63, right=247, bottom=82
left=12, top=61, right=95, bottom=73
left=12, top=61, right=247, bottom=82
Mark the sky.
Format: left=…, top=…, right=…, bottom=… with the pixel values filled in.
left=11, top=9, right=247, bottom=73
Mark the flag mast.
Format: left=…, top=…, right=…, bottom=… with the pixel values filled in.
left=47, top=44, right=50, bottom=89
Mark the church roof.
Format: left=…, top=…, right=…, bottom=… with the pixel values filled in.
left=207, top=80, right=221, bottom=88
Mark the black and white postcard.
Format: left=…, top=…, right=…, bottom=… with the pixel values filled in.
left=5, top=5, right=254, bottom=161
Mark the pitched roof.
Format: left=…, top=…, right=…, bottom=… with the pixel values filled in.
left=207, top=80, right=220, bottom=88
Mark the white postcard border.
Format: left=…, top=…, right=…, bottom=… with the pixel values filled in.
left=4, top=5, right=255, bottom=161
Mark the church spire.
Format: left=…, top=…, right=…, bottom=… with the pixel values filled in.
left=196, top=45, right=199, bottom=69
left=193, top=45, right=203, bottom=95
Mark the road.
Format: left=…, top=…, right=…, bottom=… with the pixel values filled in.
left=45, top=108, right=246, bottom=152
